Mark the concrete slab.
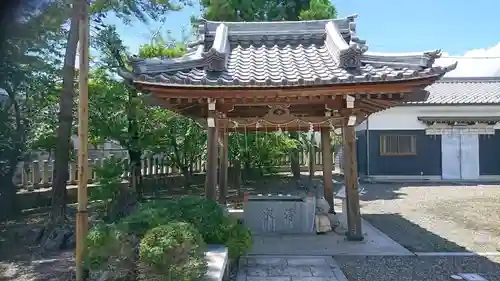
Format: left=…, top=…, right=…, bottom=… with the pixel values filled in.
left=237, top=256, right=348, bottom=281
left=202, top=245, right=228, bottom=281
left=247, top=215, right=412, bottom=256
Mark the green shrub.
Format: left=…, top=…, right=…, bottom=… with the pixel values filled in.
left=84, top=223, right=136, bottom=271
left=89, top=156, right=127, bottom=219
left=118, top=200, right=181, bottom=236
left=216, top=215, right=253, bottom=259
left=177, top=196, right=225, bottom=243
left=139, top=222, right=207, bottom=281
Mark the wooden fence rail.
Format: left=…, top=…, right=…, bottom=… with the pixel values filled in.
left=14, top=151, right=325, bottom=191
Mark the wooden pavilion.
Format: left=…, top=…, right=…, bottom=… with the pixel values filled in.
left=122, top=15, right=457, bottom=241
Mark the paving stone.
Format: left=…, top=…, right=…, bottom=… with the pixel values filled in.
left=246, top=267, right=269, bottom=277
left=247, top=257, right=287, bottom=266
left=325, top=257, right=340, bottom=269
left=287, top=258, right=327, bottom=266
left=240, top=256, right=348, bottom=281
left=282, top=266, right=313, bottom=277
left=268, top=266, right=284, bottom=276
left=247, top=277, right=291, bottom=281
left=310, top=266, right=335, bottom=277
left=291, top=277, right=339, bottom=281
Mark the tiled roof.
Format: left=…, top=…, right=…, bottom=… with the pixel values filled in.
left=128, top=15, right=457, bottom=88
left=409, top=77, right=500, bottom=105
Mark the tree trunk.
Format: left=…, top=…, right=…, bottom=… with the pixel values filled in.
left=232, top=159, right=242, bottom=197
left=181, top=166, right=191, bottom=188
left=37, top=0, right=81, bottom=252
left=0, top=165, right=17, bottom=221
left=50, top=0, right=80, bottom=221
left=129, top=149, right=142, bottom=200
left=127, top=87, right=143, bottom=200
left=289, top=132, right=301, bottom=180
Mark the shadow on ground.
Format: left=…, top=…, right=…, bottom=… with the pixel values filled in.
left=336, top=255, right=500, bottom=281
left=355, top=181, right=500, bottom=202
left=363, top=213, right=468, bottom=252
left=338, top=213, right=500, bottom=281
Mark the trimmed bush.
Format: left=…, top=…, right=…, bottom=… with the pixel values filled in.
left=118, top=200, right=181, bottom=236
left=216, top=215, right=253, bottom=259
left=139, top=222, right=207, bottom=281
left=84, top=223, right=137, bottom=273
left=177, top=196, right=225, bottom=243
left=86, top=197, right=253, bottom=280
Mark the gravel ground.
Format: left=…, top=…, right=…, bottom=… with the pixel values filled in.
left=335, top=255, right=500, bottom=281
left=357, top=184, right=500, bottom=252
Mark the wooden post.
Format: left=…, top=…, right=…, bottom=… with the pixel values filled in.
left=308, top=134, right=315, bottom=180
left=218, top=128, right=229, bottom=204
left=75, top=0, right=89, bottom=280
left=320, top=127, right=335, bottom=213
left=205, top=100, right=218, bottom=200
left=342, top=120, right=363, bottom=241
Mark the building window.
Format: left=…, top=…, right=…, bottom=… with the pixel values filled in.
left=380, top=135, right=417, bottom=156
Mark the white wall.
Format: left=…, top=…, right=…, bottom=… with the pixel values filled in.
left=356, top=105, right=500, bottom=131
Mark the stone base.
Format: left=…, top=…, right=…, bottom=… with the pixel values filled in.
left=202, top=245, right=228, bottom=281
left=315, top=214, right=332, bottom=233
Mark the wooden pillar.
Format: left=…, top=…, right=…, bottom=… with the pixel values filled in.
left=308, top=134, right=315, bottom=180
left=205, top=100, right=218, bottom=200
left=320, top=127, right=335, bottom=213
left=218, top=128, right=229, bottom=204
left=76, top=1, right=90, bottom=280
left=342, top=119, right=363, bottom=241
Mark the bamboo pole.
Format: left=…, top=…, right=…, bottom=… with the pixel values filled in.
left=75, top=0, right=89, bottom=280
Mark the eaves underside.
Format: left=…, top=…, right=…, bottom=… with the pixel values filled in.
left=135, top=74, right=442, bottom=91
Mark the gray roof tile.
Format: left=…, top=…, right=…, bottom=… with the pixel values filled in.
left=129, top=16, right=457, bottom=87
left=409, top=77, right=500, bottom=105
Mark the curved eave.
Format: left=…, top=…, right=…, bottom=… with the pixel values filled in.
left=134, top=74, right=443, bottom=97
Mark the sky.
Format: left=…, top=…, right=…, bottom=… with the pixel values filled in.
left=103, top=0, right=500, bottom=77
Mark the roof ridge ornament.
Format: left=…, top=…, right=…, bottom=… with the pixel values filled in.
left=324, top=19, right=366, bottom=69
left=202, top=23, right=230, bottom=71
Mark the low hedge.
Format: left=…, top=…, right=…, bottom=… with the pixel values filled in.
left=85, top=196, right=253, bottom=280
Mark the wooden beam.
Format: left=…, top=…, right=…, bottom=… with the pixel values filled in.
left=218, top=128, right=229, bottom=204
left=342, top=119, right=363, bottom=241
left=320, top=127, right=334, bottom=213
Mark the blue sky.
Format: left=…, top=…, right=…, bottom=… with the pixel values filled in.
left=103, top=0, right=500, bottom=76
left=105, top=0, right=499, bottom=55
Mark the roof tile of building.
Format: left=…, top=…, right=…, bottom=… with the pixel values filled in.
left=411, top=77, right=500, bottom=105
left=128, top=16, right=457, bottom=87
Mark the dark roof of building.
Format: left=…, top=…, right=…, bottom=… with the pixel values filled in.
left=408, top=77, right=500, bottom=105
left=127, top=15, right=457, bottom=88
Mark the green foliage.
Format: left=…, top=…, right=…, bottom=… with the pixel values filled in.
left=198, top=0, right=337, bottom=22
left=84, top=223, right=123, bottom=270
left=119, top=200, right=183, bottom=236
left=229, top=132, right=297, bottom=174
left=216, top=215, right=253, bottom=259
left=138, top=42, right=186, bottom=59
left=177, top=196, right=225, bottom=243
left=90, top=0, right=189, bottom=23
left=86, top=197, right=252, bottom=280
left=299, top=0, right=337, bottom=20
left=139, top=222, right=207, bottom=281
left=90, top=156, right=126, bottom=217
